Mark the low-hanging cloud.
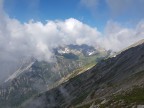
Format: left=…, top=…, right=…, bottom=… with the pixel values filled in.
left=0, top=1, right=102, bottom=81
left=102, top=20, right=144, bottom=51
left=0, top=0, right=144, bottom=82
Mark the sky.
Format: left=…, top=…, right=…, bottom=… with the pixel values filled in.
left=3, top=0, right=144, bottom=31
left=3, top=0, right=107, bottom=30
left=0, top=0, right=144, bottom=81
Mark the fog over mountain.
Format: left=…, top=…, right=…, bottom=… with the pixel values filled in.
left=0, top=0, right=144, bottom=81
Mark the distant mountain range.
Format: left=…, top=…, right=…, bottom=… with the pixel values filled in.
left=20, top=39, right=144, bottom=108
left=0, top=44, right=109, bottom=108
left=1, top=39, right=144, bottom=108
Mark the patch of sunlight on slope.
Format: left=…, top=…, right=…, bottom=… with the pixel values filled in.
left=19, top=63, right=95, bottom=108
left=47, top=62, right=96, bottom=91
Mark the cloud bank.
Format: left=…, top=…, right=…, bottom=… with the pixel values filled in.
left=0, top=0, right=144, bottom=81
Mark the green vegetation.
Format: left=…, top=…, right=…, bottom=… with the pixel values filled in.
left=89, top=86, right=144, bottom=108
left=113, top=86, right=144, bottom=104
left=78, top=54, right=99, bottom=65
left=106, top=82, right=118, bottom=88
left=99, top=86, right=144, bottom=108
left=62, top=53, right=79, bottom=60
left=76, top=103, right=92, bottom=108
left=72, top=98, right=102, bottom=108
left=67, top=62, right=96, bottom=80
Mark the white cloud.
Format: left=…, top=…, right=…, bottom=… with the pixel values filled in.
left=102, top=20, right=144, bottom=51
left=0, top=0, right=144, bottom=81
left=0, top=7, right=102, bottom=81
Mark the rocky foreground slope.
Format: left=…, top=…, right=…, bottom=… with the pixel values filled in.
left=22, top=41, right=144, bottom=108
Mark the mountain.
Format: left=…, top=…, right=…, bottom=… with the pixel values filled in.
left=116, top=39, right=144, bottom=56
left=21, top=40, right=144, bottom=108
left=0, top=44, right=109, bottom=108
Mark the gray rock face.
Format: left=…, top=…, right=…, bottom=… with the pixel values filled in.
left=23, top=42, right=144, bottom=108
left=0, top=44, right=108, bottom=108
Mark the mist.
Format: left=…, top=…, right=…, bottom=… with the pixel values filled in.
left=0, top=0, right=144, bottom=82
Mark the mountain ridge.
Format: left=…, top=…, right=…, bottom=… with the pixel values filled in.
left=0, top=44, right=109, bottom=108
left=21, top=40, right=144, bottom=108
